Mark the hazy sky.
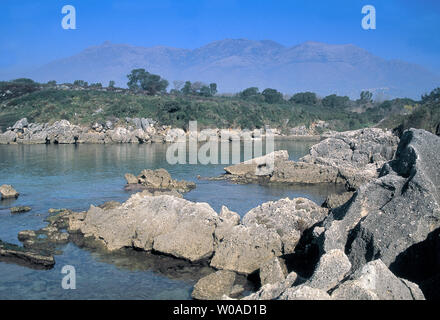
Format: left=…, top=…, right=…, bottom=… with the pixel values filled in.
left=1, top=0, right=440, bottom=74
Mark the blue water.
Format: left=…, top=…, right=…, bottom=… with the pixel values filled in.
left=0, top=141, right=342, bottom=299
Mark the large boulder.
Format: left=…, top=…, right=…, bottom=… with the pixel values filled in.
left=243, top=197, right=329, bottom=254
left=210, top=224, right=283, bottom=275
left=71, top=193, right=219, bottom=262
left=224, top=151, right=289, bottom=177
left=331, top=260, right=425, bottom=300
left=0, top=185, right=19, bottom=199
left=192, top=270, right=236, bottom=300
left=124, top=168, right=196, bottom=193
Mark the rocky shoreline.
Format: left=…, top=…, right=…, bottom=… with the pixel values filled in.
left=2, top=128, right=439, bottom=300
left=0, top=117, right=323, bottom=145
left=213, top=128, right=399, bottom=191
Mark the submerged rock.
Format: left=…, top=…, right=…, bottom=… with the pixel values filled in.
left=10, top=206, right=31, bottom=214
left=0, top=240, right=55, bottom=270
left=0, top=184, right=19, bottom=200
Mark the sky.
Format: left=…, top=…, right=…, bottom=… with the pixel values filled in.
left=1, top=0, right=440, bottom=75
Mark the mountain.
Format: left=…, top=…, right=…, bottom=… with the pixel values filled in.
left=25, top=39, right=440, bottom=99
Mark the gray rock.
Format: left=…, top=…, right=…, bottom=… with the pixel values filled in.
left=224, top=151, right=289, bottom=176
left=279, top=285, right=332, bottom=300
left=125, top=168, right=196, bottom=193
left=210, top=224, right=283, bottom=274
left=10, top=206, right=31, bottom=214
left=0, top=130, right=17, bottom=144
left=12, top=118, right=29, bottom=130
left=192, top=270, right=236, bottom=300
left=259, top=257, right=288, bottom=286
left=243, top=197, right=328, bottom=254
left=318, top=129, right=440, bottom=274
left=307, top=249, right=351, bottom=291
left=72, top=194, right=219, bottom=262
left=331, top=260, right=425, bottom=300
left=0, top=185, right=19, bottom=199
left=322, top=192, right=355, bottom=209
left=243, top=272, right=298, bottom=300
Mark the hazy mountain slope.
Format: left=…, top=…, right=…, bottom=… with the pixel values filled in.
left=26, top=39, right=439, bottom=98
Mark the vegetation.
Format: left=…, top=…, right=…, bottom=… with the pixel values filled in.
left=0, top=70, right=438, bottom=136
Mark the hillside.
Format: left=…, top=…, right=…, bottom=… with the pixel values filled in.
left=2, top=79, right=434, bottom=134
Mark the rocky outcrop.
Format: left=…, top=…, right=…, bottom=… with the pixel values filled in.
left=0, top=240, right=55, bottom=270
left=69, top=193, right=220, bottom=262
left=220, top=128, right=399, bottom=190
left=10, top=206, right=31, bottom=214
left=192, top=270, right=237, bottom=300
left=237, top=128, right=436, bottom=301
left=0, top=184, right=19, bottom=199
left=124, top=169, right=196, bottom=193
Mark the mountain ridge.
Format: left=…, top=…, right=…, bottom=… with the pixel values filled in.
left=24, top=39, right=440, bottom=99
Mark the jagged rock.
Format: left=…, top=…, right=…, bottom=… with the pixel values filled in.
left=0, top=184, right=19, bottom=199
left=224, top=151, right=289, bottom=176
left=210, top=224, right=283, bottom=274
left=12, top=118, right=29, bottom=130
left=279, top=285, right=332, bottom=300
left=10, top=206, right=31, bottom=214
left=165, top=128, right=186, bottom=143
left=0, top=130, right=17, bottom=144
left=243, top=197, right=329, bottom=254
left=317, top=129, right=440, bottom=275
left=124, top=173, right=138, bottom=184
left=0, top=240, right=55, bottom=270
left=307, top=249, right=352, bottom=291
left=192, top=270, right=236, bottom=300
left=214, top=206, right=241, bottom=247
left=322, top=192, right=355, bottom=209
left=125, top=168, right=196, bottom=193
left=71, top=194, right=219, bottom=262
left=259, top=257, right=288, bottom=286
left=331, top=260, right=425, bottom=300
left=243, top=272, right=298, bottom=300
left=46, top=120, right=80, bottom=144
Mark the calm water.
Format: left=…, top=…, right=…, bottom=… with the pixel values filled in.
left=0, top=141, right=342, bottom=299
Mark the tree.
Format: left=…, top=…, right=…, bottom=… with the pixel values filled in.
left=181, top=81, right=193, bottom=95
left=240, top=87, right=259, bottom=99
left=47, top=80, right=57, bottom=87
left=108, top=80, right=115, bottom=88
left=422, top=87, right=440, bottom=104
left=127, top=68, right=169, bottom=95
left=209, top=83, right=218, bottom=96
left=262, top=88, right=283, bottom=104
left=290, top=92, right=318, bottom=105
left=199, top=85, right=212, bottom=97
left=360, top=91, right=373, bottom=103
left=322, top=94, right=350, bottom=108
left=73, top=80, right=88, bottom=87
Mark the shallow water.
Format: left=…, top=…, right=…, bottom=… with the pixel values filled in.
left=0, top=141, right=342, bottom=299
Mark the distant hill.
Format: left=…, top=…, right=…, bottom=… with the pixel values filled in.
left=23, top=39, right=440, bottom=99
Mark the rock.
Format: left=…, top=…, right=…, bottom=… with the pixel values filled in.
left=210, top=224, right=283, bottom=274
left=307, top=249, right=352, bottom=291
left=0, top=240, right=55, bottom=270
left=12, top=118, right=29, bottom=130
left=224, top=150, right=289, bottom=176
left=124, top=173, right=138, bottom=184
left=18, top=230, right=37, bottom=242
left=243, top=272, right=298, bottom=300
left=279, top=285, right=332, bottom=300
left=0, top=185, right=19, bottom=199
left=125, top=169, right=196, bottom=193
left=46, top=120, right=80, bottom=144
left=322, top=192, right=355, bottom=209
left=0, top=130, right=17, bottom=144
left=192, top=270, right=236, bottom=300
left=214, top=206, right=241, bottom=246
left=318, top=129, right=440, bottom=276
left=331, top=260, right=425, bottom=300
left=10, top=206, right=31, bottom=214
left=72, top=194, right=220, bottom=262
left=259, top=257, right=288, bottom=286
left=165, top=128, right=186, bottom=143
left=243, top=197, right=329, bottom=254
